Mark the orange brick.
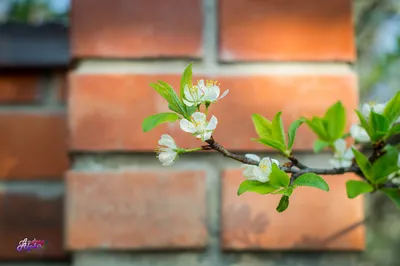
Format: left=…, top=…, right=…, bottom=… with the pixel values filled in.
left=221, top=169, right=365, bottom=250
left=55, top=72, right=68, bottom=103
left=66, top=170, right=207, bottom=249
left=0, top=112, right=69, bottom=180
left=219, top=0, right=355, bottom=61
left=0, top=73, right=39, bottom=103
left=71, top=0, right=203, bottom=58
left=69, top=73, right=358, bottom=151
left=0, top=189, right=66, bottom=259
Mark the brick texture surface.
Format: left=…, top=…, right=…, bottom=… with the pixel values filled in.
left=219, top=0, right=355, bottom=61
left=71, top=0, right=203, bottom=58
left=0, top=189, right=66, bottom=259
left=0, top=73, right=39, bottom=103
left=69, top=73, right=358, bottom=151
left=221, top=169, right=365, bottom=250
left=0, top=112, right=69, bottom=180
left=66, top=170, right=207, bottom=249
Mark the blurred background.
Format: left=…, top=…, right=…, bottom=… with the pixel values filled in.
left=0, top=0, right=399, bottom=265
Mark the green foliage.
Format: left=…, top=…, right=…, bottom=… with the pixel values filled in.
left=269, top=164, right=290, bottom=188
left=313, top=139, right=330, bottom=153
left=383, top=91, right=400, bottom=125
left=293, top=173, right=329, bottom=192
left=346, top=180, right=374, bottom=198
left=252, top=113, right=304, bottom=156
left=142, top=112, right=181, bottom=132
left=352, top=148, right=373, bottom=182
left=276, top=195, right=290, bottom=212
left=371, top=146, right=399, bottom=183
left=381, top=188, right=400, bottom=209
left=179, top=63, right=197, bottom=118
left=304, top=101, right=346, bottom=145
left=369, top=112, right=390, bottom=141
left=237, top=180, right=280, bottom=195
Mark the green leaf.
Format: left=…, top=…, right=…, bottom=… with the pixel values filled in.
left=287, top=119, right=304, bottom=150
left=272, top=187, right=294, bottom=196
left=256, top=138, right=287, bottom=153
left=371, top=146, right=399, bottom=183
left=370, top=112, right=390, bottom=141
left=180, top=63, right=193, bottom=100
left=346, top=180, right=374, bottom=198
left=293, top=173, right=329, bottom=192
left=269, top=164, right=290, bottom=188
left=271, top=112, right=286, bottom=147
left=352, top=148, right=373, bottom=182
left=355, top=110, right=372, bottom=137
left=383, top=91, right=400, bottom=125
left=313, top=139, right=330, bottom=153
left=151, top=81, right=187, bottom=117
left=237, top=180, right=280, bottom=195
left=252, top=114, right=272, bottom=138
left=381, top=188, right=400, bottom=209
left=324, top=101, right=346, bottom=140
left=276, top=195, right=289, bottom=212
left=142, top=112, right=181, bottom=132
left=305, top=117, right=329, bottom=141
left=386, top=123, right=400, bottom=139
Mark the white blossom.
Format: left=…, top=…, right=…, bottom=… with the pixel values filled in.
left=242, top=154, right=279, bottom=183
left=388, top=153, right=400, bottom=185
left=183, top=84, right=204, bottom=107
left=350, top=124, right=370, bottom=143
left=329, top=139, right=354, bottom=168
left=180, top=112, right=217, bottom=141
left=155, top=134, right=179, bottom=166
left=361, top=102, right=385, bottom=119
left=197, top=79, right=229, bottom=103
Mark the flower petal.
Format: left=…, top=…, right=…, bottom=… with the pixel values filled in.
left=183, top=98, right=195, bottom=107
left=158, top=135, right=176, bottom=148
left=191, top=112, right=206, bottom=124
left=259, top=157, right=272, bottom=169
left=361, top=103, right=371, bottom=118
left=340, top=160, right=352, bottom=168
left=373, top=103, right=385, bottom=115
left=206, top=115, right=218, bottom=130
left=329, top=158, right=341, bottom=168
left=271, top=159, right=280, bottom=166
left=180, top=119, right=197, bottom=133
left=245, top=154, right=261, bottom=163
left=183, top=85, right=194, bottom=101
left=333, top=139, right=346, bottom=154
left=202, top=131, right=213, bottom=141
left=343, top=148, right=354, bottom=160
left=350, top=124, right=370, bottom=143
left=204, top=86, right=219, bottom=102
left=219, top=89, right=229, bottom=100
left=158, top=151, right=177, bottom=164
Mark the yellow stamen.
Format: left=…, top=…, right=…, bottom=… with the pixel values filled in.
left=205, top=80, right=220, bottom=87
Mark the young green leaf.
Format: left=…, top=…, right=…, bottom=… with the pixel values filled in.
left=381, top=188, right=400, bottom=209
left=369, top=112, right=390, bottom=141
left=237, top=180, right=280, bottom=195
left=324, top=101, right=346, bottom=140
left=180, top=63, right=193, bottom=100
left=269, top=163, right=290, bottom=188
left=272, top=187, right=294, bottom=196
left=293, top=173, right=329, bottom=192
left=313, top=139, right=330, bottom=153
left=371, top=146, right=399, bottom=183
left=352, top=148, right=374, bottom=182
left=287, top=119, right=304, bottom=150
left=252, top=114, right=272, bottom=138
left=355, top=110, right=372, bottom=137
left=151, top=81, right=187, bottom=117
left=383, top=91, right=400, bottom=125
left=346, top=180, right=374, bottom=198
left=305, top=117, right=329, bottom=141
left=142, top=112, right=181, bottom=132
left=386, top=123, right=400, bottom=139
left=271, top=112, right=286, bottom=147
left=276, top=195, right=290, bottom=212
left=256, top=138, right=287, bottom=154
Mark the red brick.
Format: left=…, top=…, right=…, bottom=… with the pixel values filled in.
left=69, top=73, right=358, bottom=151
left=66, top=170, right=207, bottom=249
left=0, top=73, right=39, bottom=103
left=221, top=169, right=365, bottom=250
left=219, top=0, right=355, bottom=61
left=55, top=72, right=68, bottom=103
left=0, top=189, right=66, bottom=259
left=0, top=112, right=69, bottom=180
left=71, top=0, right=203, bottom=58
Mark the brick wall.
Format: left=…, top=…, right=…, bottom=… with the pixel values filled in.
left=0, top=0, right=373, bottom=265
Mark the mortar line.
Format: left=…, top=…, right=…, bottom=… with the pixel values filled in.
left=203, top=0, right=219, bottom=70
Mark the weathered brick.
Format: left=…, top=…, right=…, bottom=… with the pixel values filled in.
left=221, top=169, right=365, bottom=250
left=0, top=73, right=39, bottom=103
left=71, top=0, right=203, bottom=58
left=0, top=112, right=69, bottom=180
left=220, top=0, right=355, bottom=61
left=0, top=188, right=66, bottom=259
left=69, top=73, right=358, bottom=151
left=66, top=170, right=207, bottom=249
